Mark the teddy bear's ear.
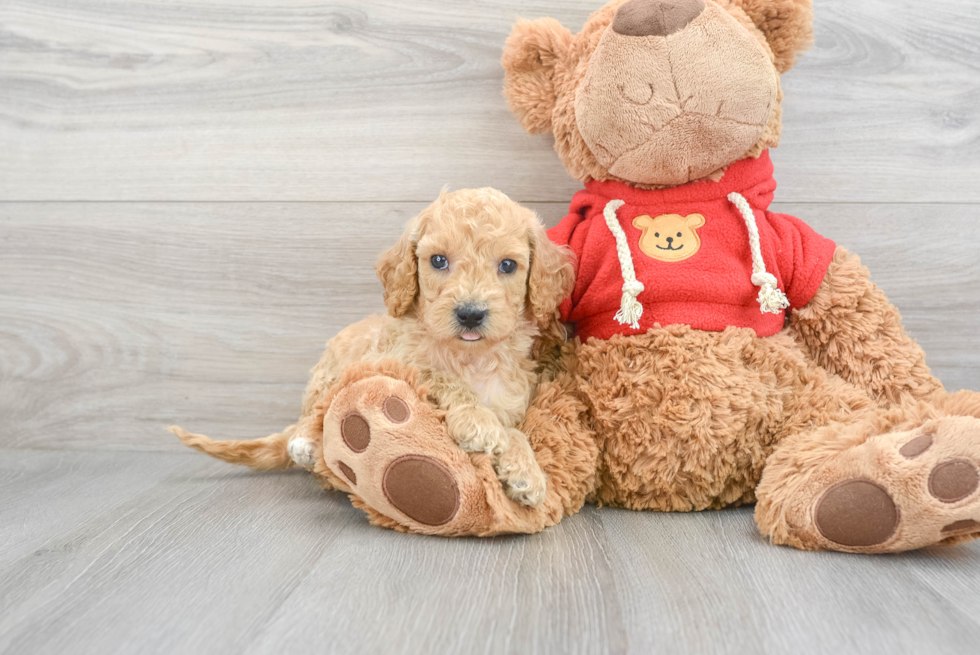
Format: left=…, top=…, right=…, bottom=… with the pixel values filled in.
left=738, top=0, right=814, bottom=73
left=501, top=18, right=573, bottom=135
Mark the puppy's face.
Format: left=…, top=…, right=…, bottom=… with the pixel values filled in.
left=376, top=189, right=575, bottom=350
left=415, top=207, right=530, bottom=346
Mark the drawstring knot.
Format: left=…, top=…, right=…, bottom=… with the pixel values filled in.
left=728, top=192, right=790, bottom=315
left=621, top=279, right=645, bottom=297
left=602, top=199, right=644, bottom=329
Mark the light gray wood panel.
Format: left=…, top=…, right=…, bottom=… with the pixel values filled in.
left=0, top=450, right=361, bottom=655
left=600, top=508, right=980, bottom=655
left=1, top=450, right=979, bottom=655
left=2, top=201, right=979, bottom=451
left=1, top=0, right=978, bottom=202
left=775, top=0, right=980, bottom=203
left=0, top=449, right=192, bottom=567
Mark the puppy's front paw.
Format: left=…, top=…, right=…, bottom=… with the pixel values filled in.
left=287, top=437, right=317, bottom=470
left=503, top=468, right=547, bottom=507
left=496, top=432, right=547, bottom=507
left=446, top=405, right=507, bottom=455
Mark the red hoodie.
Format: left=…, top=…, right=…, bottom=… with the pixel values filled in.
left=548, top=151, right=836, bottom=341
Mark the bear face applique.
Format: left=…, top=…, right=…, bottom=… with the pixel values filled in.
left=632, top=213, right=705, bottom=262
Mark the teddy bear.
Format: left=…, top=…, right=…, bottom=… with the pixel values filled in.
left=303, top=0, right=980, bottom=552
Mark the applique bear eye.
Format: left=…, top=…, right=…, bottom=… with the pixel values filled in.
left=498, top=259, right=517, bottom=274
left=430, top=255, right=449, bottom=270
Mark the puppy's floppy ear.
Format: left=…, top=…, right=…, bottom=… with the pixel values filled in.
left=526, top=219, right=575, bottom=332
left=737, top=0, right=813, bottom=73
left=502, top=18, right=573, bottom=135
left=376, top=212, right=424, bottom=317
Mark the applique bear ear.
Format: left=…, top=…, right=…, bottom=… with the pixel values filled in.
left=737, top=0, right=814, bottom=73
left=501, top=18, right=573, bottom=135
left=685, top=213, right=706, bottom=228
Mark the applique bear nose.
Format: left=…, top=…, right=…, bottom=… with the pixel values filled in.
left=612, top=0, right=706, bottom=37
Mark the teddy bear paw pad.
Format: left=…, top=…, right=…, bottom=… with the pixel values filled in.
left=340, top=413, right=371, bottom=452
left=942, top=519, right=980, bottom=534
left=812, top=417, right=980, bottom=551
left=321, top=374, right=482, bottom=532
left=928, top=460, right=979, bottom=503
left=814, top=479, right=898, bottom=548
left=382, top=455, right=460, bottom=526
left=335, top=460, right=357, bottom=485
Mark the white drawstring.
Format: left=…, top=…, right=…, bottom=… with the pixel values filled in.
left=727, top=192, right=790, bottom=314
left=601, top=199, right=644, bottom=329
left=600, top=194, right=788, bottom=330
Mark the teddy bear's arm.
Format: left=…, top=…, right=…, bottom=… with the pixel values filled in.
left=788, top=246, right=944, bottom=408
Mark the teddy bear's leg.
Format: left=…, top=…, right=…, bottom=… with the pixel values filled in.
left=789, top=246, right=945, bottom=408
left=756, top=392, right=980, bottom=552
left=315, top=359, right=598, bottom=536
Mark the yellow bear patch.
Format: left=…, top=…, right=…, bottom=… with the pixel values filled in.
left=632, top=213, right=706, bottom=262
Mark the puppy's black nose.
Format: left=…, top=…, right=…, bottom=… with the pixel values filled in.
left=455, top=305, right=487, bottom=329
left=666, top=236, right=674, bottom=243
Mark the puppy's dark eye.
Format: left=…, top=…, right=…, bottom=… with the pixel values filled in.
left=654, top=233, right=660, bottom=238
left=677, top=232, right=683, bottom=237
left=430, top=255, right=448, bottom=270
left=498, top=259, right=517, bottom=274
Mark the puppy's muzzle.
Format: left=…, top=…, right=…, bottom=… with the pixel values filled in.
left=455, top=304, right=488, bottom=329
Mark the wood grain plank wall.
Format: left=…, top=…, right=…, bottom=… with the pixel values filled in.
left=1, top=0, right=979, bottom=450
left=2, top=202, right=978, bottom=449
left=1, top=0, right=978, bottom=202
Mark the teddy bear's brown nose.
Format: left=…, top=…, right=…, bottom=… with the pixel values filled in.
left=612, top=0, right=706, bottom=37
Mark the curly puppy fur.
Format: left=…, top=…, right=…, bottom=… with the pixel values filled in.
left=171, top=188, right=575, bottom=507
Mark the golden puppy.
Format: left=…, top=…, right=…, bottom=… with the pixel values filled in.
left=170, top=188, right=574, bottom=506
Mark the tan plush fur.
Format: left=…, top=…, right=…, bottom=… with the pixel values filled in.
left=789, top=248, right=945, bottom=408
left=172, top=188, right=576, bottom=507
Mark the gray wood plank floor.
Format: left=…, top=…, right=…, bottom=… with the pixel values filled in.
left=2, top=0, right=980, bottom=653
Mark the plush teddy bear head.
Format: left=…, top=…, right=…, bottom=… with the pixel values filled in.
left=502, top=0, right=813, bottom=188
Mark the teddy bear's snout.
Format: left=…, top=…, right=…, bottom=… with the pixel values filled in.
left=612, top=0, right=706, bottom=37
left=575, top=0, right=777, bottom=186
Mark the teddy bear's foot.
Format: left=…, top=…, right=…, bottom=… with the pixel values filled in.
left=320, top=372, right=554, bottom=536
left=814, top=417, right=980, bottom=551
left=759, top=415, right=980, bottom=553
